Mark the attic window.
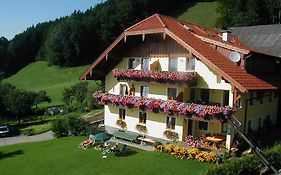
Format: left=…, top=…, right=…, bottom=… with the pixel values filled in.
left=179, top=23, right=193, bottom=32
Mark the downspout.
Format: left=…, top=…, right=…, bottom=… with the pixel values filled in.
left=244, top=98, right=249, bottom=133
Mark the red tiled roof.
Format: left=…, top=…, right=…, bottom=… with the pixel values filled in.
left=80, top=14, right=277, bottom=92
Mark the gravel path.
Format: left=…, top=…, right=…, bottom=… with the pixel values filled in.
left=0, top=131, right=54, bottom=147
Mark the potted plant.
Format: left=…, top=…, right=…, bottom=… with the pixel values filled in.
left=163, top=130, right=179, bottom=141
left=136, top=123, right=147, bottom=134
left=116, top=119, right=127, bottom=129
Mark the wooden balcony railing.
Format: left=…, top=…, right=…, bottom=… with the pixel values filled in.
left=112, top=69, right=198, bottom=86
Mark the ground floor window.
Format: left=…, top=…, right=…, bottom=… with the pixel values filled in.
left=139, top=111, right=147, bottom=124
left=166, top=116, right=176, bottom=129
left=247, top=120, right=252, bottom=133
left=258, top=117, right=263, bottom=129
left=198, top=121, right=208, bottom=131
left=119, top=108, right=125, bottom=120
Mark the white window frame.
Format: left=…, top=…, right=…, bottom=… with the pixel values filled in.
left=169, top=58, right=178, bottom=72
left=140, top=85, right=149, bottom=98
left=166, top=116, right=176, bottom=129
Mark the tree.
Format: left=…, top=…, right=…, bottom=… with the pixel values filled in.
left=4, top=89, right=36, bottom=125
left=0, top=82, right=15, bottom=115
left=34, top=90, right=51, bottom=109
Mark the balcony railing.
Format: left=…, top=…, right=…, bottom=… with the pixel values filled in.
left=93, top=91, right=234, bottom=121
left=112, top=69, right=198, bottom=86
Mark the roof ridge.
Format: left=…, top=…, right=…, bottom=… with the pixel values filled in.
left=125, top=13, right=165, bottom=32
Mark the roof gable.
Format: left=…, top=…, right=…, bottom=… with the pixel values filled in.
left=80, top=14, right=277, bottom=92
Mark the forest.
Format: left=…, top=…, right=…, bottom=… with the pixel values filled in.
left=0, top=0, right=280, bottom=77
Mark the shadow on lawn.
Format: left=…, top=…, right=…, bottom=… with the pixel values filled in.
left=0, top=150, right=23, bottom=160
left=115, top=148, right=138, bottom=157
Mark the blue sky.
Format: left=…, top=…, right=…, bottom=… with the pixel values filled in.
left=0, top=0, right=102, bottom=39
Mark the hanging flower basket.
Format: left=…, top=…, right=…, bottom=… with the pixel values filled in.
left=136, top=124, right=147, bottom=134
left=116, top=119, right=127, bottom=129
left=112, top=69, right=198, bottom=86
left=163, top=130, right=179, bottom=141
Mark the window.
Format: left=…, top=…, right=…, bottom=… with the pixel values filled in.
left=119, top=108, right=126, bottom=120
left=258, top=117, right=263, bottom=129
left=249, top=92, right=254, bottom=106
left=128, top=58, right=136, bottom=69
left=259, top=97, right=263, bottom=104
left=168, top=88, right=177, bottom=100
left=247, top=120, right=252, bottom=133
left=269, top=91, right=272, bottom=102
left=223, top=90, right=229, bottom=106
left=186, top=57, right=195, bottom=70
left=140, top=85, right=149, bottom=97
left=166, top=116, right=176, bottom=129
left=200, top=89, right=209, bottom=104
left=169, top=58, right=178, bottom=71
left=141, top=58, right=149, bottom=70
left=198, top=121, right=208, bottom=131
left=139, top=111, right=147, bottom=124
left=120, top=84, right=128, bottom=96
left=190, top=88, right=196, bottom=102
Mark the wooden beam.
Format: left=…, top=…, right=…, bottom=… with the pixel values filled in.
left=142, top=34, right=145, bottom=41
left=163, top=32, right=166, bottom=40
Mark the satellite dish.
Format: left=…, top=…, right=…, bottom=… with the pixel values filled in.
left=229, top=52, right=241, bottom=63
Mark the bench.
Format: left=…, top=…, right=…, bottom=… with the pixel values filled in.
left=112, top=130, right=138, bottom=143
left=138, top=137, right=155, bottom=145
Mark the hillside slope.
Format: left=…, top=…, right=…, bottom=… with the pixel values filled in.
left=177, top=1, right=219, bottom=28
left=3, top=61, right=89, bottom=107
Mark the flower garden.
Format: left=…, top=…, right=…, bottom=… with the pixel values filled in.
left=112, top=69, right=199, bottom=86
left=93, top=91, right=234, bottom=121
left=155, top=143, right=217, bottom=163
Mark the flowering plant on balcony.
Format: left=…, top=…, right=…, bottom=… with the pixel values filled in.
left=116, top=119, right=127, bottom=129
left=163, top=130, right=179, bottom=141
left=112, top=69, right=198, bottom=86
left=93, top=92, right=235, bottom=121
left=136, top=124, right=147, bottom=134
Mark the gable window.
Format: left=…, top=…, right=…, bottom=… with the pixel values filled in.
left=166, top=116, right=176, bottom=129
left=120, top=84, right=128, bottom=96
left=119, top=108, right=126, bottom=120
left=128, top=58, right=136, bottom=69
left=140, top=85, right=149, bottom=98
left=167, top=88, right=177, bottom=100
left=169, top=58, right=178, bottom=72
left=200, top=89, right=209, bottom=104
left=186, top=57, right=195, bottom=70
left=198, top=121, right=208, bottom=131
left=141, top=58, right=149, bottom=70
left=139, top=111, right=147, bottom=124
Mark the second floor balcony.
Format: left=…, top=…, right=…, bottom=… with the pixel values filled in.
left=93, top=91, right=234, bottom=121
left=112, top=69, right=198, bottom=87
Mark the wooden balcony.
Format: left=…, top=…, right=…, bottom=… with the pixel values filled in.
left=112, top=69, right=198, bottom=87
left=93, top=91, right=234, bottom=121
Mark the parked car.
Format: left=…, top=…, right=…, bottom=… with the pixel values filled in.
left=0, top=125, right=9, bottom=137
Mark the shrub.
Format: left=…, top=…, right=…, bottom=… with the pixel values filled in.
left=67, top=117, right=90, bottom=136
left=165, top=144, right=175, bottom=153
left=51, top=119, right=68, bottom=138
left=153, top=140, right=163, bottom=148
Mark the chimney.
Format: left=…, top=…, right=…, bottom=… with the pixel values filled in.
left=222, top=30, right=231, bottom=42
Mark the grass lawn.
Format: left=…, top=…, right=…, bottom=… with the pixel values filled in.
left=0, top=137, right=212, bottom=175
left=177, top=1, right=220, bottom=29
left=3, top=61, right=93, bottom=107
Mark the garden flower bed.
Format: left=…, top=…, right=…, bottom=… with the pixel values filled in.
left=93, top=91, right=235, bottom=121
left=112, top=69, right=198, bottom=86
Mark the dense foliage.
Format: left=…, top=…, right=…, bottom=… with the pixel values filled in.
left=217, top=0, right=281, bottom=27
left=63, top=81, right=101, bottom=112
left=0, top=82, right=51, bottom=124
left=0, top=0, right=186, bottom=77
left=207, top=143, right=281, bottom=175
